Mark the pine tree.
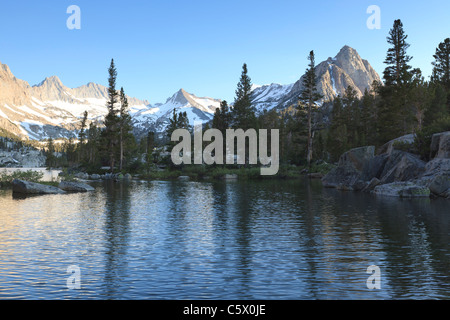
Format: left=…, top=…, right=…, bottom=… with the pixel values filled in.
left=78, top=110, right=88, bottom=162
left=165, top=110, right=191, bottom=152
left=87, top=122, right=101, bottom=166
left=383, top=19, right=413, bottom=86
left=424, top=83, right=448, bottom=127
left=119, top=87, right=133, bottom=171
left=328, top=96, right=348, bottom=161
left=432, top=38, right=450, bottom=90
left=432, top=38, right=450, bottom=110
left=146, top=131, right=155, bottom=168
left=212, top=100, right=230, bottom=133
left=231, top=63, right=256, bottom=130
left=45, top=138, right=56, bottom=168
left=378, top=19, right=417, bottom=143
left=299, top=50, right=322, bottom=167
left=103, top=59, right=120, bottom=172
left=361, top=87, right=378, bottom=145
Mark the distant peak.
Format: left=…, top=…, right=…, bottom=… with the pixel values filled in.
left=334, top=45, right=362, bottom=62
left=166, top=88, right=191, bottom=105
left=337, top=45, right=357, bottom=55
left=36, top=75, right=64, bottom=87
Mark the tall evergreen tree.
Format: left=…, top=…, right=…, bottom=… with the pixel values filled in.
left=383, top=19, right=413, bottom=86
left=103, top=59, right=120, bottom=172
left=78, top=110, right=88, bottom=162
left=432, top=38, right=450, bottom=110
left=231, top=63, right=256, bottom=130
left=165, top=110, right=190, bottom=149
left=299, top=50, right=322, bottom=167
left=432, top=38, right=450, bottom=90
left=360, top=86, right=379, bottom=145
left=377, top=19, right=417, bottom=143
left=212, top=100, right=231, bottom=133
left=119, top=87, right=133, bottom=171
left=87, top=122, right=101, bottom=166
left=423, top=83, right=448, bottom=127
left=327, top=96, right=349, bottom=161
left=45, top=137, right=56, bottom=168
left=146, top=131, right=155, bottom=167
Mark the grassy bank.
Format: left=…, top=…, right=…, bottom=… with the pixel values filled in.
left=0, top=169, right=61, bottom=188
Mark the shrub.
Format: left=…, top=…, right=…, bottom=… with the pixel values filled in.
left=0, top=169, right=44, bottom=187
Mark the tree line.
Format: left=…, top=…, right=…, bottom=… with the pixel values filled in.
left=44, top=18, right=450, bottom=172
left=46, top=59, right=138, bottom=172
left=206, top=18, right=450, bottom=167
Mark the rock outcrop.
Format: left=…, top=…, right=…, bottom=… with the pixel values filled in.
left=58, top=181, right=95, bottom=192
left=373, top=182, right=431, bottom=198
left=322, top=131, right=450, bottom=199
left=430, top=132, right=450, bottom=159
left=275, top=46, right=382, bottom=108
left=12, top=179, right=66, bottom=195
left=0, top=148, right=46, bottom=167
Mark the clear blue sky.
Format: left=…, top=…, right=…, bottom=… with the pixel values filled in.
left=1, top=0, right=449, bottom=104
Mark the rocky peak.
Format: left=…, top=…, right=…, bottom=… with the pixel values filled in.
left=166, top=89, right=190, bottom=106
left=72, top=82, right=108, bottom=99
left=35, top=75, right=64, bottom=89
left=332, top=45, right=381, bottom=96
left=0, top=61, right=32, bottom=106
left=266, top=45, right=382, bottom=109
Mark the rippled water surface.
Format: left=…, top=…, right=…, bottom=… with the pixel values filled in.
left=0, top=179, right=449, bottom=299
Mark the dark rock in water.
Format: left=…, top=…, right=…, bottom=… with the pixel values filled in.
left=321, top=132, right=450, bottom=199
left=12, top=179, right=66, bottom=195
left=361, top=154, right=388, bottom=181
left=379, top=151, right=426, bottom=184
left=322, top=146, right=375, bottom=190
left=374, top=182, right=431, bottom=198
left=322, top=165, right=361, bottom=190
left=362, top=178, right=380, bottom=193
left=377, top=134, right=415, bottom=155
left=352, top=180, right=368, bottom=191
left=338, top=146, right=375, bottom=171
left=428, top=175, right=450, bottom=197
left=58, top=181, right=95, bottom=192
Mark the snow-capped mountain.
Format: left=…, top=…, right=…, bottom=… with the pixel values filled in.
left=0, top=62, right=150, bottom=140
left=250, top=83, right=294, bottom=111
left=0, top=45, right=381, bottom=140
left=132, top=89, right=221, bottom=135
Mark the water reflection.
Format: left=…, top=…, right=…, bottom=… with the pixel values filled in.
left=0, top=179, right=448, bottom=299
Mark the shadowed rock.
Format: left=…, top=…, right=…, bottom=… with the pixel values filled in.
left=374, top=182, right=431, bottom=198
left=58, top=181, right=94, bottom=192
left=430, top=132, right=450, bottom=159
left=12, top=179, right=66, bottom=195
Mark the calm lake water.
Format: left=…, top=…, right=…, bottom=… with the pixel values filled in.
left=0, top=179, right=449, bottom=300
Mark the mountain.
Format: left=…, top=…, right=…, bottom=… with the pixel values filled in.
left=0, top=45, right=381, bottom=140
left=132, top=89, right=221, bottom=135
left=0, top=62, right=149, bottom=140
left=251, top=45, right=382, bottom=110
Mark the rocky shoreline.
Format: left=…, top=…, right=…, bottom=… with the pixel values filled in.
left=322, top=131, right=450, bottom=199
left=11, top=179, right=94, bottom=195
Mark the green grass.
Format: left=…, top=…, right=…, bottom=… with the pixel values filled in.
left=0, top=169, right=45, bottom=188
